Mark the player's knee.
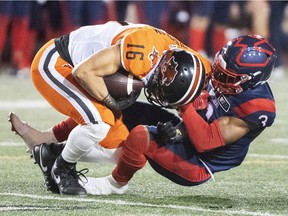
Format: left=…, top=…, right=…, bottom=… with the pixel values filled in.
left=85, top=123, right=110, bottom=141
left=68, top=123, right=110, bottom=150
left=125, top=125, right=150, bottom=153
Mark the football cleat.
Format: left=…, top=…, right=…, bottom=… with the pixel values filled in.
left=51, top=156, right=87, bottom=196
left=32, top=143, right=64, bottom=193
left=83, top=175, right=128, bottom=195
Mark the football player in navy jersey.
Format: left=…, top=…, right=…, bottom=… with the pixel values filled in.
left=80, top=35, right=277, bottom=195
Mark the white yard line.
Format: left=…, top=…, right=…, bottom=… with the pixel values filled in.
left=0, top=100, right=50, bottom=109
left=248, top=154, right=288, bottom=159
left=0, top=142, right=24, bottom=147
left=0, top=193, right=283, bottom=216
left=270, top=138, right=288, bottom=145
left=0, top=206, right=53, bottom=211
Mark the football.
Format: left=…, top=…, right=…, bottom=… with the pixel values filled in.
left=103, top=68, right=144, bottom=99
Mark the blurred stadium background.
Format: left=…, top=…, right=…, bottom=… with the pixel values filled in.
left=0, top=1, right=287, bottom=216
left=0, top=1, right=288, bottom=78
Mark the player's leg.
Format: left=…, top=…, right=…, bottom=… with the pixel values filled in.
left=82, top=125, right=149, bottom=195
left=11, top=112, right=127, bottom=194
left=33, top=126, right=125, bottom=194
left=83, top=125, right=211, bottom=195
left=80, top=120, right=130, bottom=195
left=52, top=123, right=109, bottom=195
left=42, top=116, right=127, bottom=194
left=81, top=117, right=128, bottom=164
left=30, top=40, right=113, bottom=195
left=9, top=101, right=178, bottom=152
left=9, top=111, right=80, bottom=153
left=145, top=129, right=211, bottom=186
left=8, top=112, right=60, bottom=152
left=9, top=112, right=78, bottom=193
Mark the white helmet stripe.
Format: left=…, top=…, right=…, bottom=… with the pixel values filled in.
left=170, top=53, right=204, bottom=106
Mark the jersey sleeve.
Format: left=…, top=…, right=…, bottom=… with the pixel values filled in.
left=233, top=98, right=276, bottom=128
left=120, top=28, right=161, bottom=79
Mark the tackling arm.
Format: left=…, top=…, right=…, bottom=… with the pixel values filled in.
left=181, top=103, right=250, bottom=152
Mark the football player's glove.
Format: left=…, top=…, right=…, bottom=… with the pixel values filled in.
left=156, top=121, right=187, bottom=145
left=103, top=90, right=140, bottom=111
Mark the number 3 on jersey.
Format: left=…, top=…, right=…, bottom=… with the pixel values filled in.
left=259, top=115, right=268, bottom=127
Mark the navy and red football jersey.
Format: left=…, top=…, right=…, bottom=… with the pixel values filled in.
left=199, top=81, right=276, bottom=173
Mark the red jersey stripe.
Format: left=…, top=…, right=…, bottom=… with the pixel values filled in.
left=233, top=98, right=275, bottom=117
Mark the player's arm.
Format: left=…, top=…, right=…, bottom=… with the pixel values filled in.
left=72, top=43, right=138, bottom=111
left=72, top=44, right=121, bottom=101
left=181, top=104, right=250, bottom=152
left=217, top=116, right=250, bottom=144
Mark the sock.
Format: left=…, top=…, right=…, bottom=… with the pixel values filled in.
left=79, top=143, right=121, bottom=164
left=108, top=175, right=125, bottom=188
left=61, top=123, right=110, bottom=163
left=112, top=125, right=149, bottom=184
left=52, top=117, right=78, bottom=142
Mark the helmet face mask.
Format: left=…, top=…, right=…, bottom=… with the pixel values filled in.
left=212, top=54, right=252, bottom=94
left=212, top=35, right=277, bottom=95
left=144, top=65, right=170, bottom=108
left=144, top=49, right=206, bottom=108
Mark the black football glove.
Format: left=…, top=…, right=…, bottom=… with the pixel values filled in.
left=103, top=90, right=140, bottom=111
left=156, top=121, right=187, bottom=145
left=157, top=121, right=176, bottom=144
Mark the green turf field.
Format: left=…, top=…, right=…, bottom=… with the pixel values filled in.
left=0, top=73, right=287, bottom=216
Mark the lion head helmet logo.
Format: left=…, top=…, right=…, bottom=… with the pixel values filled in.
left=159, top=55, right=179, bottom=86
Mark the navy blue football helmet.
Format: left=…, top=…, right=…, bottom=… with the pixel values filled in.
left=212, top=35, right=277, bottom=94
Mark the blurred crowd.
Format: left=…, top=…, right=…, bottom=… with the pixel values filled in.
left=0, top=1, right=287, bottom=79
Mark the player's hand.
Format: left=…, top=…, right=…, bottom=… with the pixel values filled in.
left=103, top=90, right=140, bottom=111
left=157, top=121, right=188, bottom=145
left=117, top=90, right=140, bottom=110
left=179, top=90, right=209, bottom=114
left=192, top=90, right=209, bottom=110
left=156, top=121, right=177, bottom=145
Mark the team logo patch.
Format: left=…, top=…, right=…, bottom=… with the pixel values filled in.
left=148, top=46, right=160, bottom=68
left=159, top=56, right=178, bottom=86
left=218, top=94, right=230, bottom=112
